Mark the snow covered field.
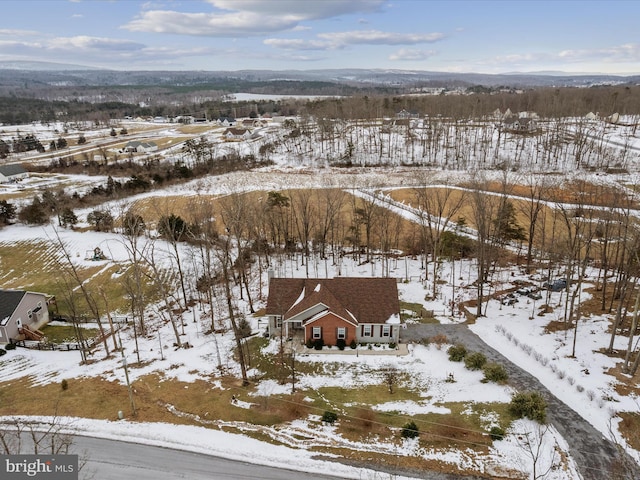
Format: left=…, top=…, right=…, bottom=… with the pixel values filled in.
left=1, top=116, right=640, bottom=478
left=0, top=218, right=636, bottom=479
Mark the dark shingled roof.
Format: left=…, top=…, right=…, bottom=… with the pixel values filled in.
left=266, top=277, right=399, bottom=325
left=0, top=289, right=26, bottom=324
left=0, top=164, right=27, bottom=177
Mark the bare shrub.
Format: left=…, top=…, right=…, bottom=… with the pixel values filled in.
left=430, top=334, right=448, bottom=349
left=576, top=384, right=585, bottom=393
left=557, top=370, right=566, bottom=380
left=586, top=390, right=596, bottom=400
left=567, top=376, right=575, bottom=385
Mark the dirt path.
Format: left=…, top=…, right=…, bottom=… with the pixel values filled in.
left=400, top=324, right=639, bottom=480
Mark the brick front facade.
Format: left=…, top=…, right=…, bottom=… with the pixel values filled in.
left=266, top=277, right=401, bottom=345
left=305, top=312, right=355, bottom=345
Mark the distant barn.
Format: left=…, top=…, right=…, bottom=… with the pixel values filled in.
left=0, top=164, right=28, bottom=183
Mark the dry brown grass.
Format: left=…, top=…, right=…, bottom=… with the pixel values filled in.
left=389, top=183, right=629, bottom=266
left=128, top=188, right=418, bottom=251
left=337, top=408, right=391, bottom=441
left=618, top=412, right=640, bottom=451
left=608, top=364, right=640, bottom=398
left=422, top=414, right=490, bottom=449
left=176, top=125, right=222, bottom=135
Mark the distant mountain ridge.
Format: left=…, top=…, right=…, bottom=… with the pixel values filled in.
left=0, top=60, right=104, bottom=71
left=0, top=61, right=638, bottom=90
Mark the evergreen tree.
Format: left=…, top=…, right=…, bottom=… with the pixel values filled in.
left=60, top=208, right=78, bottom=228
left=0, top=200, right=16, bottom=225
left=17, top=196, right=48, bottom=224
left=158, top=214, right=188, bottom=241
left=493, top=201, right=526, bottom=243
left=87, top=209, right=114, bottom=232
left=0, top=139, right=10, bottom=158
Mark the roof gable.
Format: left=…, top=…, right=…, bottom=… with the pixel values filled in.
left=0, top=290, right=26, bottom=324
left=266, top=277, right=399, bottom=325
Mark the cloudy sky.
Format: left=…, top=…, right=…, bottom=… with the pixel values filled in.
left=1, top=0, right=639, bottom=74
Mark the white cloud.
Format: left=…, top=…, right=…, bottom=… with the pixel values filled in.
left=389, top=48, right=437, bottom=61
left=124, top=0, right=384, bottom=37
left=207, top=0, right=382, bottom=19
left=317, top=30, right=445, bottom=46
left=265, top=30, right=446, bottom=52
left=558, top=43, right=640, bottom=63
left=263, top=38, right=334, bottom=51
left=0, top=29, right=41, bottom=37
left=47, top=36, right=146, bottom=52
left=483, top=43, right=640, bottom=69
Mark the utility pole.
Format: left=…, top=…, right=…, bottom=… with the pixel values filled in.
left=118, top=331, right=136, bottom=416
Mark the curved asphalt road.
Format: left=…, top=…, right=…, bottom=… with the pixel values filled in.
left=70, top=435, right=345, bottom=480
left=400, top=324, right=640, bottom=480
left=69, top=434, right=486, bottom=480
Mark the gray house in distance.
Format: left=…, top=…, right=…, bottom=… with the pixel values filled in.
left=0, top=164, right=28, bottom=183
left=0, top=290, right=51, bottom=343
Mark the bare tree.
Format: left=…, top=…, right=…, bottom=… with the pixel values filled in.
left=516, top=424, right=558, bottom=480
left=218, top=234, right=249, bottom=386
left=140, top=241, right=183, bottom=348
left=517, top=173, right=553, bottom=272
left=50, top=228, right=109, bottom=358
left=381, top=366, right=399, bottom=394
left=314, top=184, right=346, bottom=261
left=413, top=178, right=466, bottom=297
left=187, top=195, right=223, bottom=370
left=291, top=189, right=317, bottom=277
left=218, top=192, right=255, bottom=312
left=468, top=173, right=502, bottom=317
left=0, top=415, right=90, bottom=478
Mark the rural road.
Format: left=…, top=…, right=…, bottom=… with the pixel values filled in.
left=70, top=434, right=346, bottom=480
left=68, top=434, right=486, bottom=480
left=400, top=324, right=640, bottom=480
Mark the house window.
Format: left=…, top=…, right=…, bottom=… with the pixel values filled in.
left=312, top=327, right=322, bottom=339
left=363, top=325, right=372, bottom=337
left=27, top=310, right=32, bottom=318
left=337, top=327, right=346, bottom=340
left=275, top=316, right=282, bottom=328
left=382, top=325, right=391, bottom=337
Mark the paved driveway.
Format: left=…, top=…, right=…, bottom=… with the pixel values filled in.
left=400, top=324, right=639, bottom=480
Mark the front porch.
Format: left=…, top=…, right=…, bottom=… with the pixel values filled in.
left=289, top=341, right=409, bottom=357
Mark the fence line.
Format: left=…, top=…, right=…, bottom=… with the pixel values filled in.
left=12, top=322, right=123, bottom=352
